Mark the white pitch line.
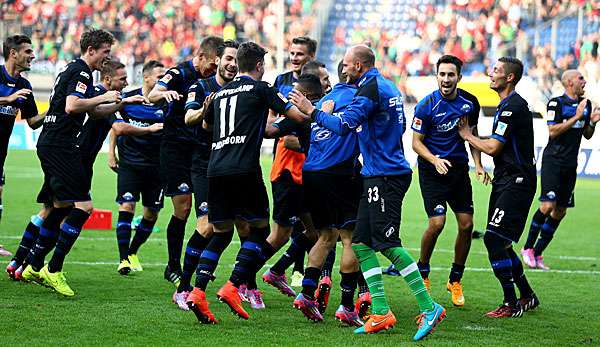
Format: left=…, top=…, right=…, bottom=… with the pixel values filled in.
left=59, top=261, right=600, bottom=276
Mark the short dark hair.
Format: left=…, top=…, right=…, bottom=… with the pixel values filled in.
left=436, top=55, right=463, bottom=75
left=337, top=60, right=345, bottom=81
left=142, top=60, right=164, bottom=75
left=301, top=60, right=325, bottom=77
left=217, top=40, right=239, bottom=58
left=198, top=36, right=224, bottom=57
left=292, top=36, right=317, bottom=55
left=498, top=56, right=524, bottom=85
left=3, top=34, right=32, bottom=60
left=236, top=42, right=267, bottom=73
left=297, top=74, right=323, bottom=100
left=80, top=28, right=115, bottom=53
left=101, top=60, right=125, bottom=79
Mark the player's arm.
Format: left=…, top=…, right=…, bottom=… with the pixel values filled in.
left=548, top=99, right=586, bottom=139
left=111, top=121, right=163, bottom=137
left=583, top=104, right=599, bottom=139
left=148, top=69, right=182, bottom=103
left=458, top=114, right=507, bottom=157
left=468, top=127, right=491, bottom=184
left=25, top=111, right=46, bottom=129
left=17, top=86, right=45, bottom=130
left=107, top=130, right=119, bottom=173
left=412, top=132, right=452, bottom=175
left=202, top=98, right=215, bottom=131
left=283, top=135, right=301, bottom=151
left=185, top=84, right=213, bottom=126
left=290, top=89, right=367, bottom=136
left=0, top=89, right=32, bottom=104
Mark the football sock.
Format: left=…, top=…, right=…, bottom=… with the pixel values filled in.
left=507, top=247, right=534, bottom=298
left=300, top=266, right=321, bottom=299
left=417, top=261, right=430, bottom=279
left=484, top=232, right=517, bottom=304
left=357, top=272, right=369, bottom=295
left=533, top=216, right=561, bottom=257
left=166, top=215, right=186, bottom=270
left=291, top=225, right=305, bottom=274
left=115, top=211, right=133, bottom=261
left=340, top=271, right=359, bottom=310
left=449, top=262, right=465, bottom=283
left=48, top=208, right=90, bottom=273
left=14, top=214, right=44, bottom=264
left=230, top=226, right=274, bottom=287
left=179, top=231, right=210, bottom=292
left=128, top=218, right=155, bottom=255
left=27, top=207, right=71, bottom=271
left=524, top=209, right=548, bottom=249
left=271, top=232, right=314, bottom=275
left=321, top=247, right=335, bottom=278
left=195, top=230, right=234, bottom=291
left=352, top=244, right=389, bottom=315
left=382, top=247, right=434, bottom=312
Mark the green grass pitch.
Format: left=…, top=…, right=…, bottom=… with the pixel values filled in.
left=1, top=150, right=599, bottom=346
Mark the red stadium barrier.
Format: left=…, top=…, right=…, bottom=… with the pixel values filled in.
left=82, top=209, right=113, bottom=230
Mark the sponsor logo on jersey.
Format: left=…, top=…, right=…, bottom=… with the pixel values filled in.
left=495, top=121, right=508, bottom=136
left=76, top=81, right=88, bottom=94
left=434, top=112, right=446, bottom=118
left=178, top=183, right=190, bottom=192
left=412, top=118, right=422, bottom=131
left=314, top=128, right=332, bottom=141
left=436, top=118, right=460, bottom=132
left=501, top=111, right=512, bottom=117
left=0, top=105, right=17, bottom=117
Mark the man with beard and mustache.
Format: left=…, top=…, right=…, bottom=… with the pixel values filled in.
left=410, top=55, right=488, bottom=307
left=0, top=34, right=45, bottom=257
left=521, top=70, right=599, bottom=271
left=172, top=40, right=251, bottom=311
left=458, top=56, right=538, bottom=318
left=19, top=29, right=130, bottom=296
left=148, top=36, right=223, bottom=287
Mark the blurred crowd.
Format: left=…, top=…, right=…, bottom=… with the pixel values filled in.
left=0, top=0, right=317, bottom=74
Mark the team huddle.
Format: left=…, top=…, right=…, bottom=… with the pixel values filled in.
left=2, top=28, right=599, bottom=341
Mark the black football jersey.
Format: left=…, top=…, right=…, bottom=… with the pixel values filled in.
left=206, top=76, right=292, bottom=177
left=185, top=75, right=223, bottom=161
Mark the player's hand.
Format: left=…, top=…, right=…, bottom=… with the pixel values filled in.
left=590, top=106, right=600, bottom=125
left=574, top=99, right=587, bottom=120
left=108, top=154, right=119, bottom=173
left=475, top=165, right=491, bottom=185
left=148, top=123, right=163, bottom=132
left=458, top=116, right=472, bottom=140
left=103, top=91, right=122, bottom=104
left=321, top=100, right=335, bottom=114
left=163, top=90, right=181, bottom=103
left=7, top=89, right=32, bottom=102
left=289, top=90, right=315, bottom=115
left=203, top=92, right=215, bottom=109
left=122, top=95, right=146, bottom=105
left=433, top=156, right=452, bottom=175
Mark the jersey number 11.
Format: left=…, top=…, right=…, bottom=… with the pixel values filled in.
left=219, top=95, right=238, bottom=138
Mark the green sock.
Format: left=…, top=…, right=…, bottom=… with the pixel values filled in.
left=382, top=247, right=434, bottom=312
left=352, top=244, right=389, bottom=315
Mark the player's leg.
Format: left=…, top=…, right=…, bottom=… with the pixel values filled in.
left=445, top=212, right=473, bottom=306
left=7, top=205, right=51, bottom=278
left=128, top=207, right=159, bottom=269
left=334, top=228, right=363, bottom=327
left=116, top=201, right=136, bottom=275
left=417, top=216, right=445, bottom=290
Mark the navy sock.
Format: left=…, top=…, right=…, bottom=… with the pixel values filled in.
left=291, top=224, right=305, bottom=274
left=449, top=262, right=465, bottom=283
left=321, top=247, right=336, bottom=278
left=179, top=231, right=210, bottom=292
left=484, top=232, right=517, bottom=305
left=27, top=207, right=70, bottom=271
left=128, top=218, right=155, bottom=255
left=524, top=209, right=548, bottom=249
left=508, top=247, right=534, bottom=298
left=417, top=261, right=431, bottom=279
left=340, top=271, right=359, bottom=310
left=357, top=272, right=369, bottom=295
left=14, top=215, right=44, bottom=264
left=166, top=215, right=186, bottom=270
left=533, top=216, right=561, bottom=256
left=229, top=226, right=273, bottom=287
left=301, top=266, right=321, bottom=299
left=195, top=230, right=233, bottom=291
left=116, top=211, right=133, bottom=261
left=48, top=208, right=89, bottom=273
left=271, top=232, right=314, bottom=275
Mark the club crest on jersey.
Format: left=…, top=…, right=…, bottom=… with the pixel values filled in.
left=178, top=183, right=190, bottom=192
left=461, top=104, right=471, bottom=112
left=547, top=191, right=556, bottom=200
left=495, top=121, right=508, bottom=136
left=76, top=81, right=87, bottom=94
left=412, top=118, right=422, bottom=131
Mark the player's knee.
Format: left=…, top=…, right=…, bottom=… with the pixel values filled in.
left=234, top=219, right=250, bottom=237
left=458, top=219, right=474, bottom=233
left=120, top=203, right=136, bottom=214
left=318, top=230, right=338, bottom=249
left=427, top=217, right=445, bottom=235
left=552, top=208, right=567, bottom=220
left=142, top=208, right=158, bottom=222
left=74, top=201, right=93, bottom=214
left=483, top=231, right=507, bottom=253
left=540, top=202, right=554, bottom=215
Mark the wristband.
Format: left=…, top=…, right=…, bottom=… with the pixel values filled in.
left=590, top=121, right=596, bottom=128
left=310, top=108, right=319, bottom=119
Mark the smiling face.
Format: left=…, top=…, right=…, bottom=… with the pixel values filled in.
left=436, top=63, right=461, bottom=98
left=289, top=43, right=312, bottom=75
left=217, top=47, right=238, bottom=83
left=88, top=43, right=112, bottom=71
left=11, top=43, right=35, bottom=72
